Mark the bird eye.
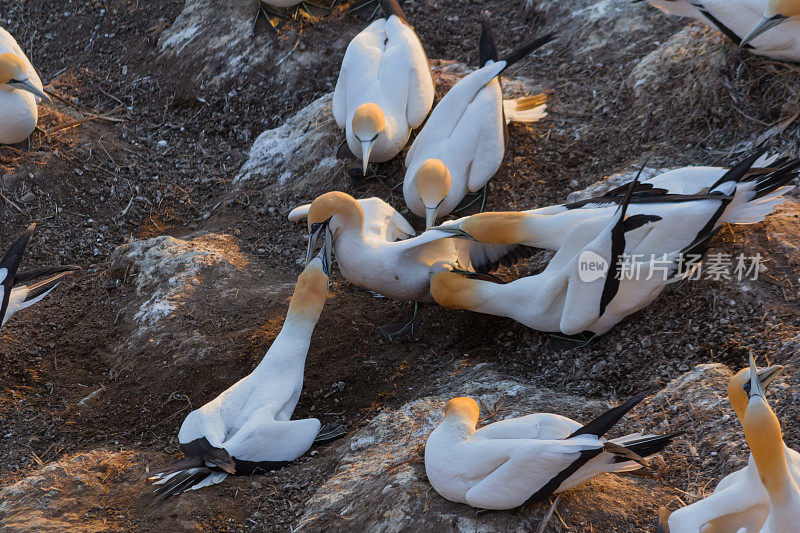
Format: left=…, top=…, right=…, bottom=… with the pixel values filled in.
left=743, top=382, right=752, bottom=394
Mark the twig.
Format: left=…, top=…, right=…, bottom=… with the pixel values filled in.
left=77, top=384, right=106, bottom=406
left=0, top=191, right=24, bottom=213
left=536, top=494, right=562, bottom=533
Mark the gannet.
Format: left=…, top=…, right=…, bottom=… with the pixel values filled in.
left=0, top=28, right=51, bottom=145
left=290, top=191, right=534, bottom=338
left=332, top=0, right=435, bottom=175
left=433, top=149, right=798, bottom=255
left=1, top=224, right=80, bottom=328
left=668, top=358, right=800, bottom=532
left=150, top=252, right=341, bottom=497
left=403, top=14, right=552, bottom=227
left=430, top=173, right=726, bottom=336
left=425, top=395, right=678, bottom=510
left=742, top=355, right=800, bottom=531
left=644, top=0, right=800, bottom=61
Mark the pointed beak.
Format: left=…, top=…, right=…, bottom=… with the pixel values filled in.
left=424, top=206, right=440, bottom=230
left=9, top=79, right=51, bottom=103
left=361, top=140, right=375, bottom=176
left=756, top=363, right=784, bottom=393
left=748, top=353, right=765, bottom=399
left=305, top=221, right=331, bottom=272
left=740, top=15, right=786, bottom=47
left=431, top=224, right=477, bottom=241
left=317, top=229, right=332, bottom=276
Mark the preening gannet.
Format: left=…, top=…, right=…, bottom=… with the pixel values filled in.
left=742, top=355, right=800, bottom=532
left=0, top=27, right=51, bottom=145
left=150, top=253, right=341, bottom=498
left=1, top=224, right=80, bottom=328
left=403, top=14, right=552, bottom=227
left=433, top=149, right=798, bottom=255
left=668, top=359, right=800, bottom=532
left=430, top=172, right=725, bottom=336
left=425, top=395, right=678, bottom=510
left=290, top=191, right=534, bottom=338
left=644, top=0, right=800, bottom=61
left=332, top=0, right=435, bottom=175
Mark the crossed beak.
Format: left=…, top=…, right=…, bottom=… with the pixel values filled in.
left=9, top=78, right=52, bottom=103
left=740, top=15, right=787, bottom=47
left=306, top=221, right=332, bottom=276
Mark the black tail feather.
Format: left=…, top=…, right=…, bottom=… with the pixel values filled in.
left=751, top=159, right=800, bottom=200
left=380, top=0, right=406, bottom=22
left=500, top=32, right=556, bottom=72
left=708, top=147, right=769, bottom=191
left=1, top=224, right=36, bottom=320
left=612, top=432, right=683, bottom=463
left=14, top=265, right=80, bottom=286
left=180, top=437, right=236, bottom=474
left=152, top=467, right=213, bottom=500
left=567, top=393, right=647, bottom=439
left=479, top=12, right=499, bottom=66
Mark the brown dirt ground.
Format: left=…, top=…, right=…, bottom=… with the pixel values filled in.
left=2, top=0, right=800, bottom=531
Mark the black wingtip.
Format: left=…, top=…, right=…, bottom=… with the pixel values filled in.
left=380, top=0, right=407, bottom=22
left=14, top=265, right=81, bottom=286
left=500, top=32, right=556, bottom=72
left=479, top=11, right=499, bottom=66
left=709, top=146, right=769, bottom=191
left=567, top=393, right=648, bottom=439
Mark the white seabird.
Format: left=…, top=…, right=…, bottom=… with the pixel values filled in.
left=290, top=191, right=535, bottom=339
left=429, top=172, right=726, bottom=336
left=332, top=0, right=435, bottom=175
left=425, top=395, right=678, bottom=510
left=432, top=149, right=798, bottom=256
left=403, top=14, right=552, bottom=227
left=1, top=224, right=80, bottom=328
left=0, top=27, right=51, bottom=145
left=644, top=0, right=800, bottom=61
left=150, top=252, right=343, bottom=498
left=667, top=359, right=800, bottom=532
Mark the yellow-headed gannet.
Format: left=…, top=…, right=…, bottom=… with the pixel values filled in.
left=645, top=0, right=800, bottom=61
left=1, top=224, right=80, bottom=328
left=290, top=191, right=534, bottom=339
left=332, top=0, right=435, bottom=175
left=150, top=252, right=343, bottom=498
left=433, top=149, right=798, bottom=255
left=0, top=27, right=51, bottom=145
left=667, top=359, right=800, bottom=532
left=430, top=172, right=726, bottom=336
left=742, top=355, right=800, bottom=531
left=425, top=395, right=678, bottom=510
left=404, top=14, right=552, bottom=227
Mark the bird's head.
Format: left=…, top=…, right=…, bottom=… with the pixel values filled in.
left=415, top=159, right=451, bottom=229
left=304, top=191, right=364, bottom=266
left=459, top=211, right=532, bottom=245
left=443, top=397, right=480, bottom=426
left=430, top=270, right=484, bottom=310
left=727, top=357, right=783, bottom=422
left=741, top=0, right=800, bottom=46
left=288, top=255, right=330, bottom=320
left=0, top=53, right=50, bottom=102
left=352, top=103, right=386, bottom=175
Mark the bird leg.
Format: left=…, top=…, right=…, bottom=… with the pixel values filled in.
left=378, top=302, right=421, bottom=341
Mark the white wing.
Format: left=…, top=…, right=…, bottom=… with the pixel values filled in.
left=359, top=197, right=416, bottom=241
left=473, top=413, right=580, bottom=441
left=384, top=17, right=434, bottom=127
